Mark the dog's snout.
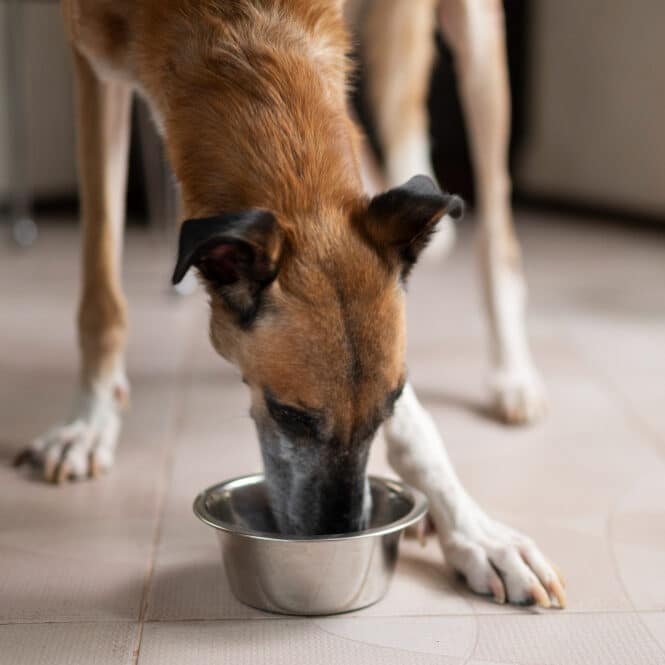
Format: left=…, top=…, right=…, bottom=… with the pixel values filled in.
left=312, top=478, right=372, bottom=535
left=260, top=429, right=372, bottom=536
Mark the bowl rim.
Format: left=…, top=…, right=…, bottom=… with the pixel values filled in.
left=193, top=473, right=428, bottom=542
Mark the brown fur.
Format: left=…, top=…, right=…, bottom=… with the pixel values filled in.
left=361, top=0, right=438, bottom=153
left=63, top=0, right=416, bottom=449
left=223, top=223, right=407, bottom=446
left=72, top=49, right=132, bottom=385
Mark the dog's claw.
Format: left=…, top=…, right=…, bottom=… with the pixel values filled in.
left=55, top=461, right=70, bottom=485
left=405, top=514, right=435, bottom=546
left=442, top=515, right=566, bottom=610
left=530, top=583, right=551, bottom=609
left=552, top=562, right=566, bottom=588
left=545, top=576, right=567, bottom=609
left=89, top=455, right=104, bottom=479
left=44, top=457, right=58, bottom=483
left=23, top=404, right=121, bottom=484
left=489, top=574, right=506, bottom=605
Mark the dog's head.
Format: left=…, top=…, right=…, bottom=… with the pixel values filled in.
left=173, top=175, right=462, bottom=535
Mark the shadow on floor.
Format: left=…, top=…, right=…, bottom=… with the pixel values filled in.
left=415, top=386, right=496, bottom=422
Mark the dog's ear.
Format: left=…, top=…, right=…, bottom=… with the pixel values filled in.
left=361, top=175, right=464, bottom=279
left=172, top=209, right=284, bottom=324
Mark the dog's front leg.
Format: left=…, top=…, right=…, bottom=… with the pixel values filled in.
left=17, top=51, right=132, bottom=483
left=385, top=383, right=565, bottom=607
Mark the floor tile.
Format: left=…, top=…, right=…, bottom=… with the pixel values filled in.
left=138, top=620, right=460, bottom=665
left=473, top=612, right=665, bottom=665
left=2, top=216, right=665, bottom=662
left=640, top=612, right=665, bottom=653
left=0, top=622, right=137, bottom=665
left=0, top=230, right=193, bottom=623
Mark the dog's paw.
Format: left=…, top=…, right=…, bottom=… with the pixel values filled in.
left=491, top=365, right=548, bottom=425
left=16, top=390, right=124, bottom=483
left=442, top=514, right=565, bottom=608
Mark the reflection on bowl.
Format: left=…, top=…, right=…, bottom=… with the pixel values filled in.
left=194, top=474, right=428, bottom=615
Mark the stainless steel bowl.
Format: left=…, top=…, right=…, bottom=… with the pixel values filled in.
left=194, top=474, right=428, bottom=615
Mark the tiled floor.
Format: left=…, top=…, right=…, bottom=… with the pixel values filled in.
left=2, top=211, right=664, bottom=664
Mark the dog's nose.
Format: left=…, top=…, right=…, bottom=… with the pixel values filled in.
left=317, top=510, right=367, bottom=535
left=312, top=476, right=372, bottom=535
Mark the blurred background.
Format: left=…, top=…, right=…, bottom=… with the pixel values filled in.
left=1, top=0, right=664, bottom=240
left=1, top=4, right=665, bottom=663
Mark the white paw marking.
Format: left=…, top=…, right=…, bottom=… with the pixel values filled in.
left=19, top=373, right=127, bottom=483
left=442, top=508, right=565, bottom=608
left=385, top=383, right=564, bottom=608
left=491, top=364, right=548, bottom=425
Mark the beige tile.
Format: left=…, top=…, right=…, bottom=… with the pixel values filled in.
left=0, top=237, right=192, bottom=622
left=146, top=381, right=265, bottom=620
left=0, top=518, right=148, bottom=622
left=146, top=543, right=265, bottom=621
left=0, top=622, right=137, bottom=665
left=4, top=215, right=665, bottom=664
left=565, top=319, right=665, bottom=451
left=313, top=615, right=476, bottom=658
left=0, top=369, right=188, bottom=621
left=355, top=536, right=471, bottom=617
left=640, top=613, right=665, bottom=653
left=611, top=470, right=665, bottom=610
left=138, top=620, right=461, bottom=665
left=473, top=612, right=665, bottom=665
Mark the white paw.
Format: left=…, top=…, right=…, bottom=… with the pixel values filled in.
left=442, top=511, right=566, bottom=608
left=491, top=365, right=548, bottom=425
left=17, top=383, right=126, bottom=483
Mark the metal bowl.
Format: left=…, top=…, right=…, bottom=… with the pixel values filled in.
left=194, top=473, right=428, bottom=615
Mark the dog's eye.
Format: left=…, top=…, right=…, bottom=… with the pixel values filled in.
left=265, top=397, right=322, bottom=439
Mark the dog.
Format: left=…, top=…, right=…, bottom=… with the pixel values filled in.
left=19, top=0, right=563, bottom=608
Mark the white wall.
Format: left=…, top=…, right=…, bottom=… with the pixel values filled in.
left=517, top=0, right=665, bottom=217
left=0, top=3, right=77, bottom=200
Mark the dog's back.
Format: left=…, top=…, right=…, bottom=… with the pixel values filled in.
left=64, top=0, right=361, bottom=217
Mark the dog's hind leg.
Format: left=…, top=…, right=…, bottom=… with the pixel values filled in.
left=438, top=0, right=546, bottom=424
left=361, top=0, right=455, bottom=257
left=385, top=384, right=566, bottom=607
left=19, top=51, right=132, bottom=482
left=363, top=0, right=437, bottom=186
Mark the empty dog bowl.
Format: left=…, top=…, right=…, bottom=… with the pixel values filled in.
left=194, top=474, right=428, bottom=615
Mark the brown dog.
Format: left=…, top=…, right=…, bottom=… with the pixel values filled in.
left=22, top=0, right=563, bottom=607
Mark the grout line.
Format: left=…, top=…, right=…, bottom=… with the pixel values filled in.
left=605, top=480, right=665, bottom=661
left=563, top=326, right=665, bottom=463
left=130, top=310, right=201, bottom=665
left=560, top=326, right=665, bottom=659
left=3, top=607, right=665, bottom=628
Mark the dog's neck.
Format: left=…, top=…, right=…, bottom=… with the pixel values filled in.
left=151, top=2, right=364, bottom=222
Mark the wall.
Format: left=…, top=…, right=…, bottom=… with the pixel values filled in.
left=0, top=3, right=77, bottom=200
left=516, top=0, right=665, bottom=217
left=1, top=2, right=664, bottom=218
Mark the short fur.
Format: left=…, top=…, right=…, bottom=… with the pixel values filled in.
left=20, top=0, right=565, bottom=607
